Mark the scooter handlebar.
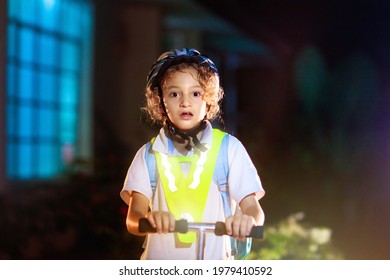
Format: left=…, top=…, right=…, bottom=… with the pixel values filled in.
left=214, top=221, right=263, bottom=239
left=138, top=218, right=188, bottom=234
left=138, top=218, right=263, bottom=239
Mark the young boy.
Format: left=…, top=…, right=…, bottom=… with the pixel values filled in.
left=120, top=48, right=265, bottom=259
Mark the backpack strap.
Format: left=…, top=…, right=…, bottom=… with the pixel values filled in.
left=145, top=139, right=156, bottom=190
left=213, top=133, right=230, bottom=215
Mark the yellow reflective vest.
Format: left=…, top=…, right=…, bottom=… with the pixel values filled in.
left=153, top=129, right=226, bottom=243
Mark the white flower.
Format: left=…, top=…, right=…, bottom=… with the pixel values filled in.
left=280, top=212, right=307, bottom=237
left=310, top=228, right=332, bottom=245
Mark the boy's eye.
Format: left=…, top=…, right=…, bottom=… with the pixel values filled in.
left=170, top=92, right=179, bottom=97
left=193, top=91, right=201, bottom=97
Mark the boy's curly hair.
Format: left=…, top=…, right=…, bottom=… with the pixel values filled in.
left=143, top=62, right=224, bottom=126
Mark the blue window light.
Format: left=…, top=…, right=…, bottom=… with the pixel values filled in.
left=6, top=0, right=93, bottom=180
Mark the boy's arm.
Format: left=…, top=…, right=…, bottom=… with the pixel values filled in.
left=126, top=191, right=176, bottom=236
left=126, top=191, right=150, bottom=236
left=239, top=193, right=265, bottom=226
left=225, top=194, right=265, bottom=239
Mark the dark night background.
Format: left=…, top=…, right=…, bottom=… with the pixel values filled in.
left=1, top=0, right=389, bottom=259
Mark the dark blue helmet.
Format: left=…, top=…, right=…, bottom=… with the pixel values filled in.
left=146, top=48, right=219, bottom=93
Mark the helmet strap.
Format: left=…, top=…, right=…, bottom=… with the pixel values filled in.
left=166, top=119, right=208, bottom=152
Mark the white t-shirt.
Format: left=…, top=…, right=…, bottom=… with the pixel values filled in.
left=120, top=122, right=265, bottom=260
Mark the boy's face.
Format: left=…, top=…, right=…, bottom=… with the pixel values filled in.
left=162, top=67, right=207, bottom=133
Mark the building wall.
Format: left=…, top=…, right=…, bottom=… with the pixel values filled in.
left=93, top=2, right=162, bottom=175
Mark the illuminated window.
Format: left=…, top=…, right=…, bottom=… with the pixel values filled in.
left=6, top=0, right=93, bottom=179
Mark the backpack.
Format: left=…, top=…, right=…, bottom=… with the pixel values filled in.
left=144, top=132, right=251, bottom=259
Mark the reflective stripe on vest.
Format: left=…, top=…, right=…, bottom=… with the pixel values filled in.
left=154, top=129, right=226, bottom=243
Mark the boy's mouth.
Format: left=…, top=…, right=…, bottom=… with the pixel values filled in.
left=180, top=112, right=193, bottom=119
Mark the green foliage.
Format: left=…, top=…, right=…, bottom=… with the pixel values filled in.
left=248, top=212, right=344, bottom=260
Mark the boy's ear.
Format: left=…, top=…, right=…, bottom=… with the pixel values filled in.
left=204, top=104, right=211, bottom=119
left=159, top=103, right=165, bottom=114
left=159, top=104, right=168, bottom=118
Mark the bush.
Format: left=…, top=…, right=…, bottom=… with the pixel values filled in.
left=248, top=212, right=344, bottom=260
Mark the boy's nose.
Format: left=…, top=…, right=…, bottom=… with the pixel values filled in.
left=180, top=96, right=191, bottom=107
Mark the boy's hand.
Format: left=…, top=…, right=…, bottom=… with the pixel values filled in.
left=146, top=211, right=176, bottom=234
left=225, top=213, right=256, bottom=240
